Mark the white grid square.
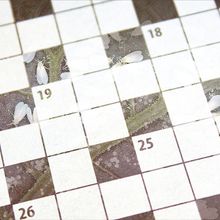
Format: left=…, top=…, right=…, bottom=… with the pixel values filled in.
left=40, top=113, right=87, bottom=156
left=186, top=155, right=220, bottom=199
left=56, top=6, right=99, bottom=43
left=17, top=15, right=60, bottom=53
left=0, top=56, right=29, bottom=95
left=143, top=165, right=194, bottom=209
left=163, top=84, right=211, bottom=126
left=64, top=37, right=109, bottom=76
left=94, top=0, right=139, bottom=34
left=174, top=119, right=220, bottom=161
left=192, top=43, right=220, bottom=81
left=153, top=51, right=199, bottom=91
left=13, top=196, right=60, bottom=220
left=0, top=0, right=14, bottom=25
left=82, top=103, right=129, bottom=146
left=32, top=79, right=78, bottom=121
left=73, top=70, right=119, bottom=110
left=0, top=169, right=10, bottom=207
left=0, top=24, right=20, bottom=59
left=181, top=10, right=220, bottom=48
left=154, top=202, right=201, bottom=220
left=48, top=149, right=97, bottom=192
left=174, top=0, right=216, bottom=16
left=132, top=128, right=182, bottom=172
left=112, top=60, right=160, bottom=101
left=52, top=0, right=91, bottom=12
left=0, top=124, right=45, bottom=166
left=100, top=175, right=150, bottom=219
left=57, top=185, right=106, bottom=220
left=142, top=19, right=188, bottom=57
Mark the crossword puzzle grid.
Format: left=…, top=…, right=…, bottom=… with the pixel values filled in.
left=1, top=0, right=220, bottom=219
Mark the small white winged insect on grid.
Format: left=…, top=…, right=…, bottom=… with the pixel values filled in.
left=112, top=51, right=144, bottom=68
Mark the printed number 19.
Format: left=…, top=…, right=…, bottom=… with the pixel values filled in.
left=138, top=138, right=153, bottom=151
left=37, top=88, right=52, bottom=100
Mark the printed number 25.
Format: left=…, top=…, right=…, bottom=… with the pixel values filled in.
left=138, top=138, right=153, bottom=151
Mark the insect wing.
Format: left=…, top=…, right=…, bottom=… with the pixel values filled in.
left=23, top=52, right=36, bottom=64
left=60, top=72, right=71, bottom=80
left=33, top=107, right=39, bottom=123
left=208, top=95, right=220, bottom=111
left=36, top=61, right=48, bottom=85
left=121, top=51, right=143, bottom=64
left=13, top=102, right=28, bottom=125
left=26, top=106, right=33, bottom=124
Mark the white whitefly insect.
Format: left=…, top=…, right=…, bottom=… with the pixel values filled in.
left=112, top=51, right=144, bottom=68
left=110, top=32, right=122, bottom=42
left=33, top=107, right=38, bottom=123
left=103, top=35, right=111, bottom=49
left=23, top=52, right=36, bottom=64
left=208, top=95, right=220, bottom=111
left=36, top=61, right=48, bottom=85
left=131, top=28, right=141, bottom=36
left=27, top=107, right=38, bottom=124
left=121, top=51, right=143, bottom=64
left=13, top=102, right=28, bottom=126
left=60, top=72, right=71, bottom=80
left=26, top=106, right=33, bottom=124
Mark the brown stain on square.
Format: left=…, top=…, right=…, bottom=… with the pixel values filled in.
left=202, top=78, right=220, bottom=116
left=10, top=0, right=53, bottom=22
left=197, top=194, right=220, bottom=220
left=0, top=205, right=14, bottom=220
left=24, top=45, right=68, bottom=87
left=0, top=88, right=35, bottom=131
left=5, top=158, right=55, bottom=204
left=102, top=27, right=149, bottom=67
left=121, top=93, right=171, bottom=136
left=119, top=211, right=155, bottom=220
left=90, top=137, right=141, bottom=183
left=215, top=0, right=220, bottom=8
left=132, top=0, right=178, bottom=25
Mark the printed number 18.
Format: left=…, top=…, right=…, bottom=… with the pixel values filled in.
left=148, top=27, right=162, bottom=38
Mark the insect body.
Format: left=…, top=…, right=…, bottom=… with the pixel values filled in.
left=208, top=95, right=220, bottom=111
left=60, top=72, right=71, bottom=80
left=36, top=61, right=48, bottom=85
left=112, top=51, right=144, bottom=68
left=27, top=107, right=38, bottom=124
left=12, top=102, right=28, bottom=126
left=23, top=52, right=36, bottom=64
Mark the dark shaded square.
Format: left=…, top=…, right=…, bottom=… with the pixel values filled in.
left=215, top=0, right=220, bottom=8
left=118, top=211, right=155, bottom=220
left=5, top=158, right=55, bottom=204
left=197, top=194, right=220, bottom=220
left=0, top=205, right=14, bottom=220
left=202, top=78, right=220, bottom=117
left=10, top=0, right=53, bottom=22
left=24, top=45, right=70, bottom=87
left=133, top=0, right=178, bottom=25
left=121, top=93, right=171, bottom=136
left=90, top=137, right=141, bottom=183
left=0, top=88, right=35, bottom=131
left=102, top=27, right=149, bottom=67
